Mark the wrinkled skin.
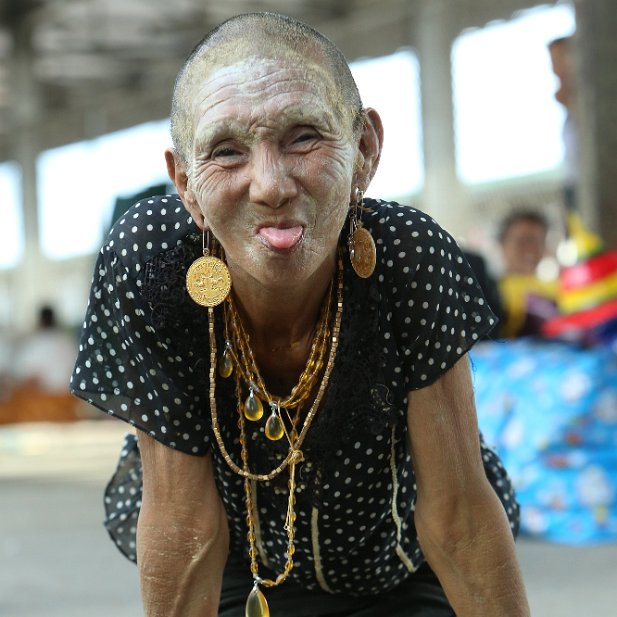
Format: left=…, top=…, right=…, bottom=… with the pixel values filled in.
left=166, top=53, right=382, bottom=296
left=151, top=40, right=531, bottom=617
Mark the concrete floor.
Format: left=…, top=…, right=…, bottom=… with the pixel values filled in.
left=1, top=421, right=616, bottom=616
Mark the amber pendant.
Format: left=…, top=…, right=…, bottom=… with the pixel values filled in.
left=218, top=347, right=233, bottom=378
left=350, top=226, right=376, bottom=278
left=186, top=255, right=231, bottom=307
left=244, top=389, right=264, bottom=421
left=265, top=411, right=285, bottom=441
left=246, top=584, right=269, bottom=617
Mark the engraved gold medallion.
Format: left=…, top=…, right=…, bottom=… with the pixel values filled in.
left=350, top=226, right=376, bottom=278
left=186, top=255, right=231, bottom=307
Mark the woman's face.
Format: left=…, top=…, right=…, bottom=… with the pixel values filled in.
left=181, top=55, right=363, bottom=289
left=500, top=220, right=547, bottom=275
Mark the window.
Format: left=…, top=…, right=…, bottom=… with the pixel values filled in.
left=351, top=49, right=423, bottom=199
left=452, top=3, right=576, bottom=184
left=0, top=162, right=24, bottom=269
left=37, top=119, right=171, bottom=259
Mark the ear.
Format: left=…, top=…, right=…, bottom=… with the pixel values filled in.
left=164, top=148, right=205, bottom=230
left=353, top=108, right=384, bottom=190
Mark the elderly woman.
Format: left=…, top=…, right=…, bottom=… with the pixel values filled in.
left=71, top=12, right=530, bottom=617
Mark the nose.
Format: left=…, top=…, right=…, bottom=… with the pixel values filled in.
left=248, top=144, right=298, bottom=208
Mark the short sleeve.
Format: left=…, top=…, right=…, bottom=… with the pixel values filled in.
left=385, top=207, right=497, bottom=390
left=70, top=243, right=211, bottom=455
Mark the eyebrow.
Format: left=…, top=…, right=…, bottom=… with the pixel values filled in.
left=194, top=105, right=339, bottom=148
left=194, top=120, right=247, bottom=148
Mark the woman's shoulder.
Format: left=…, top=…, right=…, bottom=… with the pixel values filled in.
left=362, top=197, right=461, bottom=271
left=363, top=198, right=453, bottom=242
left=103, top=194, right=198, bottom=274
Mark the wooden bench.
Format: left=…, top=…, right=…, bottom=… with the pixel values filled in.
left=0, top=385, right=82, bottom=424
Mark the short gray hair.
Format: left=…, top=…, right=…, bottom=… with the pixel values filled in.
left=170, top=12, right=364, bottom=166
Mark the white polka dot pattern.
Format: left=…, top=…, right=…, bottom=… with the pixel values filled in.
left=71, top=195, right=518, bottom=596
left=363, top=200, right=497, bottom=389
left=70, top=196, right=210, bottom=454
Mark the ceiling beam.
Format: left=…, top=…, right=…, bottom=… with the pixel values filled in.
left=0, top=0, right=562, bottom=162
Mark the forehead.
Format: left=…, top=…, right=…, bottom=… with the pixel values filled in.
left=186, top=42, right=347, bottom=124
left=504, top=220, right=546, bottom=239
left=194, top=35, right=334, bottom=81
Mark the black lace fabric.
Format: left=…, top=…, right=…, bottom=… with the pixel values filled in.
left=141, top=233, right=203, bottom=331
left=138, top=237, right=399, bottom=504
left=299, top=264, right=398, bottom=500
left=103, top=433, right=141, bottom=562
left=74, top=195, right=516, bottom=589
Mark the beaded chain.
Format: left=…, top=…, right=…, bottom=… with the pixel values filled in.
left=221, top=277, right=332, bottom=448
left=206, top=250, right=344, bottom=608
left=223, top=281, right=333, bottom=419
left=234, top=373, right=300, bottom=589
left=209, top=250, right=344, bottom=482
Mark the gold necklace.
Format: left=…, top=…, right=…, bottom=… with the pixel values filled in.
left=222, top=279, right=332, bottom=443
left=207, top=251, right=344, bottom=617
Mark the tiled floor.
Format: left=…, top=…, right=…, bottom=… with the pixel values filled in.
left=1, top=421, right=616, bottom=616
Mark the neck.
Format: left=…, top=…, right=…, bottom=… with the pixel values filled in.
left=228, top=253, right=337, bottom=352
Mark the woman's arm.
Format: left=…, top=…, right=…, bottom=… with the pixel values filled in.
left=406, top=355, right=530, bottom=617
left=136, top=432, right=229, bottom=617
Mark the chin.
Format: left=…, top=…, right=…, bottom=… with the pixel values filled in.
left=263, top=255, right=319, bottom=284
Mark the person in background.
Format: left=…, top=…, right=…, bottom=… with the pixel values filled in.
left=548, top=35, right=577, bottom=211
left=547, top=34, right=604, bottom=262
left=71, top=12, right=529, bottom=617
left=498, top=210, right=558, bottom=338
left=0, top=327, right=12, bottom=401
left=13, top=305, right=77, bottom=394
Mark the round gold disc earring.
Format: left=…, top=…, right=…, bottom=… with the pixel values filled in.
left=348, top=188, right=376, bottom=278
left=186, top=228, right=232, bottom=307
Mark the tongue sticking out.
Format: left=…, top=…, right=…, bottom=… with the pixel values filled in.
left=258, top=226, right=303, bottom=250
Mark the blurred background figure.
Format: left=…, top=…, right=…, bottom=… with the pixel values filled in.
left=12, top=304, right=77, bottom=394
left=0, top=326, right=12, bottom=402
left=546, top=34, right=604, bottom=265
left=0, top=305, right=79, bottom=424
left=500, top=209, right=549, bottom=276
left=548, top=35, right=578, bottom=210
left=497, top=209, right=558, bottom=338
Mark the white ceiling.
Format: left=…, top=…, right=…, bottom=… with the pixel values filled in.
left=0, top=0, right=543, bottom=162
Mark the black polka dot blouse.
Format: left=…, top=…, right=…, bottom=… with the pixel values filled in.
left=70, top=195, right=519, bottom=596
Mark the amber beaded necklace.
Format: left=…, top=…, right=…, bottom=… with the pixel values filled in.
left=207, top=250, right=344, bottom=617
left=222, top=273, right=333, bottom=445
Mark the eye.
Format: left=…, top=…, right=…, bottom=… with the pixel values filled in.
left=212, top=145, right=240, bottom=158
left=294, top=131, right=317, bottom=143
left=288, top=127, right=320, bottom=150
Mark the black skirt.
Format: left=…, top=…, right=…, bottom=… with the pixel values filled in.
left=219, top=556, right=455, bottom=617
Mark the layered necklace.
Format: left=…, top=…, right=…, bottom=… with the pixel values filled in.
left=207, top=249, right=344, bottom=617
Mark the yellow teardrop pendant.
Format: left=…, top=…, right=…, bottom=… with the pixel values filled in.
left=265, top=412, right=285, bottom=441
left=244, top=390, right=263, bottom=421
left=218, top=349, right=233, bottom=378
left=245, top=584, right=269, bottom=617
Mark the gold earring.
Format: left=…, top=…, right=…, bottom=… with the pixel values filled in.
left=186, top=228, right=232, bottom=307
left=348, top=187, right=376, bottom=278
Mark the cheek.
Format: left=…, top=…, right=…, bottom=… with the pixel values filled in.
left=190, top=173, right=240, bottom=227
left=190, top=172, right=218, bottom=204
left=190, top=157, right=241, bottom=197
left=323, top=158, right=354, bottom=202
left=302, top=154, right=354, bottom=233
left=311, top=149, right=355, bottom=195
